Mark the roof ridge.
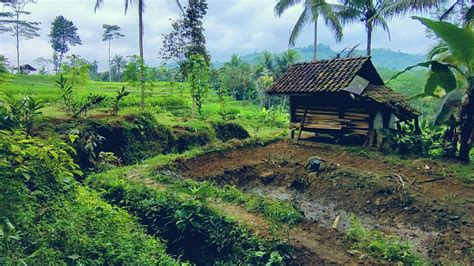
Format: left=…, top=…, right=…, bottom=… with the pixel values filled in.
left=292, top=56, right=370, bottom=66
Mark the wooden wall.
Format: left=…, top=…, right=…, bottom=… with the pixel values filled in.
left=289, top=93, right=380, bottom=136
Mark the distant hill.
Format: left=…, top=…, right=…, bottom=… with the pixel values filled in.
left=215, top=44, right=426, bottom=70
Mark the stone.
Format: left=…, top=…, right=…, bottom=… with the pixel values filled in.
left=307, top=156, right=324, bottom=171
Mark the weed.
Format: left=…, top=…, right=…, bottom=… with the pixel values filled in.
left=345, top=215, right=425, bottom=265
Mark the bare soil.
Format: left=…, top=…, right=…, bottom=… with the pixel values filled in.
left=170, top=140, right=473, bottom=264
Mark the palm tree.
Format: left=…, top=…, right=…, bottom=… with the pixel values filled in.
left=335, top=0, right=445, bottom=56
left=225, top=54, right=245, bottom=68
left=258, top=50, right=274, bottom=74
left=102, top=24, right=124, bottom=82
left=111, top=55, right=127, bottom=81
left=94, top=0, right=183, bottom=110
left=274, top=0, right=343, bottom=61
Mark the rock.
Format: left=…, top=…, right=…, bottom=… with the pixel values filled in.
left=308, top=172, right=318, bottom=180
left=307, top=156, right=324, bottom=171
left=449, top=215, right=461, bottom=221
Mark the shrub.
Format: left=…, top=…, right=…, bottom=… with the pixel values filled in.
left=213, top=121, right=250, bottom=142
left=0, top=131, right=174, bottom=264
left=86, top=173, right=288, bottom=265
left=172, top=126, right=213, bottom=153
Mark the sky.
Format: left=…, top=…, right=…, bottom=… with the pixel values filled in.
left=0, top=0, right=438, bottom=71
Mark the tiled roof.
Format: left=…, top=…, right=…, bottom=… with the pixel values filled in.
left=266, top=57, right=371, bottom=94
left=362, top=85, right=420, bottom=119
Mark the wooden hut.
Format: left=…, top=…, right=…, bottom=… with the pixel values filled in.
left=266, top=57, right=420, bottom=144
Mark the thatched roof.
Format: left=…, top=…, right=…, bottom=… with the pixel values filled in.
left=362, top=85, right=420, bottom=119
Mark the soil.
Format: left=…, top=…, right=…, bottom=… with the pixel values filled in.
left=169, top=140, right=474, bottom=264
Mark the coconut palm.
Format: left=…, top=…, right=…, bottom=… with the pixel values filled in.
left=94, top=0, right=183, bottom=110
left=335, top=0, right=445, bottom=56
left=111, top=55, right=127, bottom=81
left=275, top=0, right=343, bottom=61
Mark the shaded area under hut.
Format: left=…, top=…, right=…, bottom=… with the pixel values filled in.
left=266, top=57, right=420, bottom=145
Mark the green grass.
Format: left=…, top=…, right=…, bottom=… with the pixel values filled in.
left=86, top=167, right=288, bottom=264
left=345, top=215, right=425, bottom=265
left=1, top=74, right=286, bottom=140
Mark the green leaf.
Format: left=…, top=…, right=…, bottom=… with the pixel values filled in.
left=433, top=89, right=464, bottom=125
left=387, top=61, right=432, bottom=83
left=424, top=61, right=457, bottom=96
left=413, top=16, right=474, bottom=73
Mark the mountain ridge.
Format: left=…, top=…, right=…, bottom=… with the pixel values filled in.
left=214, top=44, right=427, bottom=70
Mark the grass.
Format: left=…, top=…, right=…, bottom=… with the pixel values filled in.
left=345, top=215, right=425, bottom=265
left=1, top=74, right=287, bottom=140
left=86, top=167, right=289, bottom=264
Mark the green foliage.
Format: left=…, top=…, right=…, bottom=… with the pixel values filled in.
left=1, top=94, right=44, bottom=136
left=413, top=16, right=474, bottom=72
left=49, top=15, right=82, bottom=71
left=61, top=54, right=91, bottom=85
left=244, top=107, right=289, bottom=134
left=111, top=86, right=130, bottom=116
left=71, top=94, right=107, bottom=118
left=0, top=55, right=8, bottom=73
left=173, top=126, right=213, bottom=153
left=345, top=215, right=424, bottom=265
left=155, top=175, right=303, bottom=226
left=86, top=172, right=288, bottom=265
left=188, top=54, right=209, bottom=117
left=56, top=74, right=76, bottom=114
left=383, top=121, right=445, bottom=157
left=0, top=131, right=175, bottom=264
left=213, top=121, right=250, bottom=142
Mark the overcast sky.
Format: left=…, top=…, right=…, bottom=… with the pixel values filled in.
left=0, top=0, right=438, bottom=70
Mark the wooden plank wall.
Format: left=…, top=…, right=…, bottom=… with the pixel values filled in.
left=289, top=95, right=372, bottom=135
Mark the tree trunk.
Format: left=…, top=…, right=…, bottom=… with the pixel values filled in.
left=313, top=14, right=318, bottom=61
left=138, top=0, right=145, bottom=111
left=15, top=13, right=20, bottom=73
left=108, top=39, right=112, bottom=82
left=458, top=77, right=474, bottom=162
left=366, top=21, right=373, bottom=57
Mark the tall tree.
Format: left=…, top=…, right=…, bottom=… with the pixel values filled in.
left=49, top=16, right=82, bottom=72
left=274, top=0, right=343, bottom=61
left=94, top=0, right=183, bottom=110
left=1, top=0, right=40, bottom=73
left=102, top=24, right=124, bottom=82
left=160, top=0, right=209, bottom=76
left=335, top=0, right=445, bottom=56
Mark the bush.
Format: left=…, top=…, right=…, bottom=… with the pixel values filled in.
left=41, top=113, right=175, bottom=168
left=172, top=126, right=213, bottom=153
left=0, top=131, right=175, bottom=264
left=213, top=121, right=250, bottom=142
left=86, top=173, right=288, bottom=265
left=383, top=121, right=445, bottom=158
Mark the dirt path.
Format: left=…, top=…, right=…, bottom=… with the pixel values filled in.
left=171, top=140, right=474, bottom=264
left=126, top=174, right=362, bottom=264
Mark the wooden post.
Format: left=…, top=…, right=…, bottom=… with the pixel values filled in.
left=366, top=111, right=375, bottom=146
left=414, top=117, right=421, bottom=134
left=297, top=107, right=308, bottom=141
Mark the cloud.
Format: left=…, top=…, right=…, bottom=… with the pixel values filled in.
left=0, top=0, right=436, bottom=70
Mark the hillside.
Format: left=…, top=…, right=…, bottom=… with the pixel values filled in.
left=219, top=45, right=426, bottom=70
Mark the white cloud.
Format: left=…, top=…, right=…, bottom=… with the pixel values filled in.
left=0, top=0, right=437, bottom=70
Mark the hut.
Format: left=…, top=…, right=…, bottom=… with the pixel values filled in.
left=266, top=57, right=420, bottom=145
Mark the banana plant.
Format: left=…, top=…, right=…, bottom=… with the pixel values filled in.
left=390, top=16, right=473, bottom=162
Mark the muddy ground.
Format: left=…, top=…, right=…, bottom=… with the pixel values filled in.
left=167, top=140, right=473, bottom=264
